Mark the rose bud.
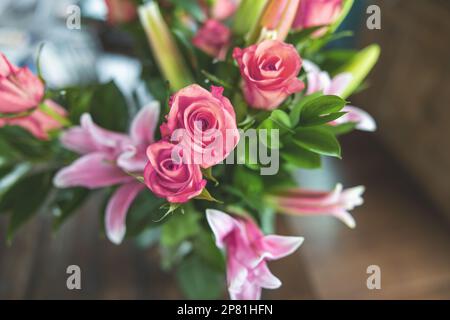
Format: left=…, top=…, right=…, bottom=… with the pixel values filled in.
left=193, top=19, right=231, bottom=61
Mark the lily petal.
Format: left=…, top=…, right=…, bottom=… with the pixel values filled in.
left=327, top=73, right=353, bottom=96
left=116, top=145, right=148, bottom=173
left=206, top=209, right=236, bottom=249
left=130, top=101, right=160, bottom=145
left=60, top=127, right=98, bottom=154
left=105, top=181, right=145, bottom=244
left=254, top=263, right=282, bottom=289
left=338, top=106, right=377, bottom=132
left=53, top=152, right=132, bottom=189
left=260, top=235, right=304, bottom=260
left=334, top=209, right=356, bottom=229
left=80, top=113, right=130, bottom=152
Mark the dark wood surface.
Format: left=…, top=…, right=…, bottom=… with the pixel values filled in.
left=1, top=133, right=449, bottom=299
left=357, top=0, right=450, bottom=218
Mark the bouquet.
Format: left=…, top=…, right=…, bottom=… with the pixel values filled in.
left=0, top=0, right=379, bottom=299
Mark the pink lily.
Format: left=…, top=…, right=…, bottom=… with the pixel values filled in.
left=259, top=0, right=301, bottom=42
left=265, top=184, right=365, bottom=228
left=303, top=60, right=377, bottom=132
left=206, top=209, right=304, bottom=300
left=54, top=102, right=160, bottom=244
left=0, top=53, right=45, bottom=114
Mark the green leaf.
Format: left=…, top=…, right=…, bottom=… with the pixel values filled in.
left=300, top=95, right=346, bottom=125
left=0, top=136, right=20, bottom=162
left=233, top=165, right=264, bottom=196
left=328, top=122, right=356, bottom=136
left=302, top=111, right=346, bottom=127
left=6, top=171, right=53, bottom=241
left=233, top=92, right=249, bottom=124
left=289, top=92, right=322, bottom=126
left=193, top=230, right=225, bottom=272
left=318, top=49, right=359, bottom=74
left=0, top=126, right=52, bottom=160
left=232, top=165, right=264, bottom=210
left=90, top=81, right=129, bottom=132
left=161, top=211, right=201, bottom=248
left=258, top=110, right=292, bottom=149
left=58, top=81, right=130, bottom=131
left=0, top=164, right=31, bottom=210
left=262, top=168, right=298, bottom=193
left=281, top=142, right=322, bottom=169
left=169, top=0, right=206, bottom=21
left=59, top=86, right=94, bottom=124
left=201, top=70, right=232, bottom=89
left=202, top=167, right=219, bottom=186
left=293, top=127, right=341, bottom=158
left=145, top=77, right=169, bottom=108
left=52, top=187, right=90, bottom=231
left=269, top=110, right=292, bottom=130
left=176, top=255, right=224, bottom=299
left=125, top=191, right=166, bottom=238
left=287, top=25, right=325, bottom=47
left=195, top=188, right=223, bottom=203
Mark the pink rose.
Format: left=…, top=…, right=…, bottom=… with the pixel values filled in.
left=0, top=99, right=67, bottom=140
left=144, top=141, right=206, bottom=203
left=0, top=53, right=44, bottom=114
left=161, top=84, right=239, bottom=169
left=292, top=0, right=343, bottom=36
left=104, top=0, right=137, bottom=25
left=207, top=209, right=304, bottom=300
left=192, top=19, right=231, bottom=60
left=211, top=0, right=240, bottom=21
left=233, top=40, right=305, bottom=110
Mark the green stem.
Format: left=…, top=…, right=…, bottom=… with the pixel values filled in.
left=0, top=108, right=36, bottom=119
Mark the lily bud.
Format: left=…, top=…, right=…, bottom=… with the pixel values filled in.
left=265, top=184, right=365, bottom=229
left=138, top=2, right=194, bottom=91
left=248, top=0, right=300, bottom=44
left=232, top=0, right=268, bottom=37
left=328, top=0, right=355, bottom=34
left=335, top=44, right=380, bottom=99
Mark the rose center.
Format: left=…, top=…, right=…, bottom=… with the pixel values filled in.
left=262, top=56, right=281, bottom=72
left=162, top=159, right=178, bottom=171
left=199, top=118, right=209, bottom=130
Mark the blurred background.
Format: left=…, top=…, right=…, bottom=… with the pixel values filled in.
left=1, top=0, right=450, bottom=299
